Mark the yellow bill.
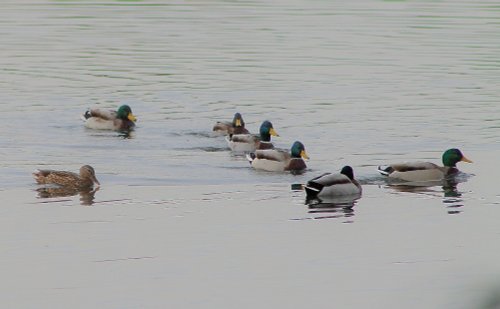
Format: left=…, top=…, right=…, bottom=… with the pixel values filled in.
left=270, top=128, right=279, bottom=137
left=300, top=150, right=309, bottom=160
left=128, top=113, right=137, bottom=122
left=461, top=156, right=472, bottom=163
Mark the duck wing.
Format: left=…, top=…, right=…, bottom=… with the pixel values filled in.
left=379, top=161, right=439, bottom=175
left=305, top=173, right=349, bottom=190
left=212, top=121, right=232, bottom=132
left=378, top=161, right=446, bottom=182
left=33, top=170, right=80, bottom=186
left=306, top=173, right=360, bottom=197
left=310, top=173, right=350, bottom=186
left=254, top=149, right=289, bottom=162
left=229, top=134, right=259, bottom=144
left=88, top=108, right=117, bottom=120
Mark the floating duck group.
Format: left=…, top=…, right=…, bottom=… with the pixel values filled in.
left=212, top=112, right=472, bottom=200
left=214, top=113, right=309, bottom=172
left=34, top=107, right=473, bottom=203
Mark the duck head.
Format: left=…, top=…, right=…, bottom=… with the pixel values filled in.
left=291, top=141, right=309, bottom=159
left=117, top=105, right=137, bottom=122
left=232, top=113, right=245, bottom=127
left=259, top=120, right=279, bottom=142
left=80, top=165, right=100, bottom=187
left=340, top=166, right=355, bottom=180
left=442, top=148, right=472, bottom=167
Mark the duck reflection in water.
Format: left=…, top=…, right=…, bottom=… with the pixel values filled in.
left=386, top=178, right=464, bottom=215
left=118, top=130, right=134, bottom=139
left=305, top=194, right=361, bottom=220
left=36, top=186, right=99, bottom=206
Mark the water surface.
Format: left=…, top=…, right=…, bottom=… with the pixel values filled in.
left=1, top=1, right=500, bottom=308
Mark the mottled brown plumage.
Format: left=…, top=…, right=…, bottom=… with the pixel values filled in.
left=213, top=122, right=250, bottom=135
left=212, top=113, right=249, bottom=135
left=33, top=165, right=100, bottom=189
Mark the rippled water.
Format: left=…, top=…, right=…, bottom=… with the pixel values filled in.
left=1, top=1, right=500, bottom=308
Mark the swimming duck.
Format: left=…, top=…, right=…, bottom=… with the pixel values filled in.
left=226, top=120, right=279, bottom=152
left=305, top=166, right=362, bottom=198
left=228, top=120, right=278, bottom=151
left=213, top=112, right=249, bottom=135
left=377, top=148, right=472, bottom=182
left=82, top=105, right=137, bottom=131
left=246, top=141, right=309, bottom=172
left=33, top=165, right=100, bottom=189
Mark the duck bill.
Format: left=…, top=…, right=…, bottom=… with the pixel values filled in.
left=92, top=175, right=101, bottom=187
left=235, top=119, right=242, bottom=127
left=300, top=150, right=310, bottom=160
left=128, top=113, right=137, bottom=122
left=461, top=156, right=473, bottom=163
left=270, top=128, right=279, bottom=137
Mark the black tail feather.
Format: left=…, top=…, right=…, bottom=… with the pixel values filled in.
left=377, top=165, right=393, bottom=176
left=246, top=153, right=256, bottom=165
left=83, top=110, right=92, bottom=120
left=304, top=181, right=323, bottom=198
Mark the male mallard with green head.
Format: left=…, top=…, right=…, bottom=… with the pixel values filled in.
left=246, top=141, right=309, bottom=172
left=305, top=166, right=362, bottom=198
left=33, top=165, right=100, bottom=189
left=213, top=112, right=249, bottom=135
left=226, top=120, right=279, bottom=152
left=83, top=105, right=137, bottom=131
left=377, top=148, right=472, bottom=182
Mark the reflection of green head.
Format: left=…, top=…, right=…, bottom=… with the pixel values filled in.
left=232, top=113, right=244, bottom=127
left=291, top=141, right=309, bottom=159
left=442, top=148, right=472, bottom=167
left=117, top=105, right=136, bottom=122
left=259, top=121, right=278, bottom=142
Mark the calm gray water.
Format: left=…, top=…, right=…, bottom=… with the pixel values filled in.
left=1, top=1, right=500, bottom=308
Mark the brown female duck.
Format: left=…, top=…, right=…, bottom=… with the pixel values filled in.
left=33, top=165, right=100, bottom=189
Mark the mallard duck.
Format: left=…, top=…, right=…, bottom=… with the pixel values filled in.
left=213, top=112, right=249, bottom=135
left=226, top=120, right=279, bottom=152
left=33, top=165, right=100, bottom=189
left=246, top=141, right=309, bottom=172
left=82, top=105, right=137, bottom=131
left=377, top=148, right=472, bottom=182
left=305, top=166, right=362, bottom=198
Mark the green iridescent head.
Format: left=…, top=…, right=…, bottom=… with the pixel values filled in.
left=442, top=148, right=472, bottom=167
left=116, top=105, right=137, bottom=122
left=259, top=120, right=279, bottom=142
left=291, top=141, right=309, bottom=159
